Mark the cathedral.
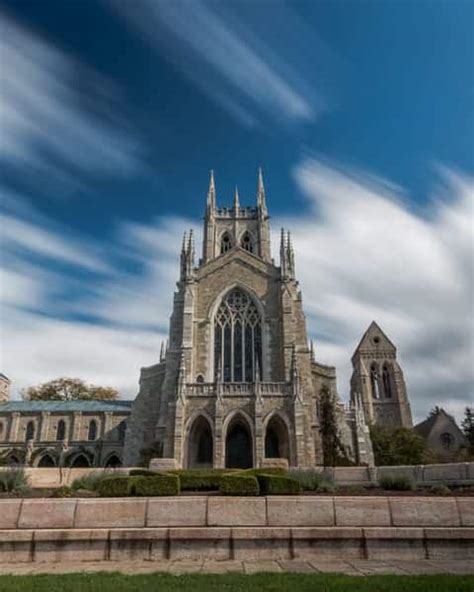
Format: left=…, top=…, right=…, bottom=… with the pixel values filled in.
left=0, top=170, right=414, bottom=469
left=123, top=170, right=412, bottom=469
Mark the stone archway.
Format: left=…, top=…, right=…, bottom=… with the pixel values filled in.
left=38, top=454, right=56, bottom=467
left=69, top=453, right=91, bottom=468
left=104, top=454, right=122, bottom=468
left=187, top=415, right=213, bottom=469
left=225, top=416, right=253, bottom=469
left=264, top=414, right=290, bottom=461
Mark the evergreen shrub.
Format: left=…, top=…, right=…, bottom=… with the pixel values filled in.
left=131, top=474, right=180, bottom=496
left=378, top=475, right=415, bottom=491
left=219, top=473, right=259, bottom=496
left=256, top=474, right=302, bottom=495
left=98, top=476, right=131, bottom=497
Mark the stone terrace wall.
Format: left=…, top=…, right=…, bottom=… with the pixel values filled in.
left=12, top=462, right=474, bottom=489
left=0, top=496, right=472, bottom=563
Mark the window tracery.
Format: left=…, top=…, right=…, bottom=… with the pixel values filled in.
left=241, top=232, right=254, bottom=253
left=370, top=364, right=381, bottom=400
left=214, top=289, right=262, bottom=382
left=382, top=364, right=392, bottom=398
left=220, top=232, right=232, bottom=254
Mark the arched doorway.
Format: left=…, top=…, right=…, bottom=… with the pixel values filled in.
left=225, top=416, right=253, bottom=469
left=38, top=454, right=56, bottom=467
left=104, top=454, right=122, bottom=468
left=69, top=454, right=91, bottom=468
left=187, top=415, right=213, bottom=468
left=264, top=415, right=290, bottom=461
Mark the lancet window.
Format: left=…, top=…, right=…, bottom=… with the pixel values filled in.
left=214, top=289, right=262, bottom=382
left=370, top=363, right=381, bottom=400
left=241, top=232, right=254, bottom=253
left=382, top=363, right=392, bottom=398
left=220, top=232, right=232, bottom=254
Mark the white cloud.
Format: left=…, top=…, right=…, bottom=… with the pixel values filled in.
left=110, top=0, right=326, bottom=127
left=282, top=159, right=474, bottom=423
left=1, top=160, right=472, bottom=427
left=0, top=12, right=140, bottom=179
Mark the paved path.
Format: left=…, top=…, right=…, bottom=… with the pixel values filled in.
left=0, top=559, right=473, bottom=576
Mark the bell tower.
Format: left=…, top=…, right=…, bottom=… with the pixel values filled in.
left=201, top=168, right=271, bottom=264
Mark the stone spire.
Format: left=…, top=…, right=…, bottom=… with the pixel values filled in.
left=176, top=351, right=186, bottom=402
left=180, top=229, right=195, bottom=280
left=233, top=186, right=240, bottom=210
left=280, top=228, right=287, bottom=277
left=207, top=169, right=216, bottom=211
left=160, top=341, right=165, bottom=362
left=287, top=231, right=295, bottom=279
left=256, top=167, right=267, bottom=214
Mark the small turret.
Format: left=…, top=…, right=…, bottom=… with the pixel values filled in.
left=207, top=169, right=216, bottom=212
left=233, top=186, right=240, bottom=211
left=256, top=167, right=267, bottom=216
left=0, top=373, right=10, bottom=403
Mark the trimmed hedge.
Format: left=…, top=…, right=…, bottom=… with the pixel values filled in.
left=219, top=474, right=260, bottom=496
left=379, top=475, right=415, bottom=491
left=241, top=467, right=287, bottom=477
left=98, top=476, right=130, bottom=497
left=129, top=469, right=160, bottom=477
left=169, top=469, right=232, bottom=491
left=256, top=474, right=302, bottom=495
left=131, top=474, right=180, bottom=496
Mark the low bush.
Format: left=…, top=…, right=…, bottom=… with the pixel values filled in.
left=98, top=476, right=131, bottom=497
left=429, top=483, right=451, bottom=496
left=288, top=468, right=337, bottom=493
left=0, top=468, right=31, bottom=494
left=169, top=469, right=231, bottom=491
left=378, top=475, right=415, bottom=491
left=51, top=485, right=73, bottom=498
left=71, top=472, right=112, bottom=492
left=257, top=474, right=302, bottom=495
left=241, top=467, right=287, bottom=477
left=129, top=469, right=160, bottom=477
left=131, top=474, right=180, bottom=496
left=219, top=474, right=259, bottom=496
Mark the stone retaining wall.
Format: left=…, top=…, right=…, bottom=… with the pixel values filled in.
left=14, top=461, right=474, bottom=489
left=0, top=496, right=472, bottom=563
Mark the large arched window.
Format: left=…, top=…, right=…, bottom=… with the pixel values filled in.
left=25, top=421, right=35, bottom=441
left=370, top=364, right=381, bottom=400
left=220, top=232, right=233, bottom=255
left=382, top=364, right=392, bottom=398
left=56, top=420, right=66, bottom=441
left=214, top=288, right=262, bottom=382
left=240, top=231, right=254, bottom=254
left=88, top=420, right=98, bottom=441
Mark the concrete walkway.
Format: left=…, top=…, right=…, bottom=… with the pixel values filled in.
left=0, top=559, right=473, bottom=576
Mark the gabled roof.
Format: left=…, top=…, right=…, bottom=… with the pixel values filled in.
left=352, top=321, right=396, bottom=362
left=414, top=409, right=462, bottom=439
left=0, top=400, right=134, bottom=413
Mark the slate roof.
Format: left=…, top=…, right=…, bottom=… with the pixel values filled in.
left=0, top=400, right=134, bottom=413
left=414, top=409, right=459, bottom=439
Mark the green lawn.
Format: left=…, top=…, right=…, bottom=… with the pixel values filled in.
left=0, top=573, right=473, bottom=592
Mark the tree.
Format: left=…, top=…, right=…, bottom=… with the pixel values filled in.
left=319, top=391, right=351, bottom=466
left=369, top=424, right=428, bottom=466
left=22, top=378, right=118, bottom=401
left=461, top=407, right=474, bottom=452
left=429, top=406, right=442, bottom=417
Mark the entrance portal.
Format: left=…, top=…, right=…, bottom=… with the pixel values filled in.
left=187, top=416, right=213, bottom=468
left=264, top=415, right=290, bottom=461
left=225, top=419, right=252, bottom=468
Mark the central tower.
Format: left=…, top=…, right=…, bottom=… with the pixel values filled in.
left=124, top=170, right=366, bottom=468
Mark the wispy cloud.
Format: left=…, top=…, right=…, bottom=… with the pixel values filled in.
left=1, top=161, right=472, bottom=425
left=110, top=0, right=328, bottom=127
left=0, top=12, right=141, bottom=184
left=283, top=159, right=474, bottom=422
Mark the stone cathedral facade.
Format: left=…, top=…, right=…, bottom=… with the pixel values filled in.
left=123, top=171, right=392, bottom=469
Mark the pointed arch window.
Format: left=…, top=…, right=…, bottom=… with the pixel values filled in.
left=382, top=364, right=392, bottom=398
left=88, top=420, right=98, bottom=441
left=370, top=364, right=381, bottom=400
left=25, top=421, right=35, bottom=441
left=56, top=420, right=66, bottom=441
left=214, top=288, right=262, bottom=382
left=220, top=232, right=232, bottom=255
left=241, top=232, right=254, bottom=254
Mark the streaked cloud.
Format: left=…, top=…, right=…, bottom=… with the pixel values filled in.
left=1, top=161, right=472, bottom=425
left=109, top=0, right=329, bottom=127
left=282, top=159, right=473, bottom=422
left=0, top=12, right=141, bottom=183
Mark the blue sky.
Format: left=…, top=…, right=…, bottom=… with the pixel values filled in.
left=0, top=0, right=473, bottom=421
